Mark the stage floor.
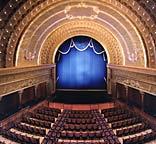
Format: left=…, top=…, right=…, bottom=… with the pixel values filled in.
left=49, top=90, right=112, bottom=104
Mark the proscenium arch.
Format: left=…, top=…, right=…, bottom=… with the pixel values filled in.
left=13, top=0, right=149, bottom=68
left=39, top=20, right=124, bottom=65
left=55, top=35, right=108, bottom=90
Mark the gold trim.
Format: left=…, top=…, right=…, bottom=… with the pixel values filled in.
left=39, top=20, right=123, bottom=65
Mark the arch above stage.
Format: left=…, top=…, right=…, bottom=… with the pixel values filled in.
left=0, top=0, right=155, bottom=68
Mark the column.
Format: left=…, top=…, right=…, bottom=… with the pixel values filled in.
left=18, top=90, right=23, bottom=108
left=34, top=85, right=38, bottom=101
left=140, top=91, right=145, bottom=111
left=125, top=85, right=129, bottom=104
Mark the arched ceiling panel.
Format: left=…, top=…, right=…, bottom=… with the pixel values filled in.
left=0, top=0, right=155, bottom=68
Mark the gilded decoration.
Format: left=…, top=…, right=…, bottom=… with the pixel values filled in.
left=0, top=65, right=55, bottom=97
left=0, top=0, right=154, bottom=68
left=64, top=2, right=100, bottom=20
left=15, top=0, right=146, bottom=67
left=39, top=20, right=123, bottom=65
left=108, top=64, right=156, bottom=95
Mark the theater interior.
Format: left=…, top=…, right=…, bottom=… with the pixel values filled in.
left=0, top=0, right=156, bottom=144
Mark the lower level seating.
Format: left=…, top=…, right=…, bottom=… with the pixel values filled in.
left=0, top=106, right=60, bottom=144
left=0, top=105, right=156, bottom=144
left=1, top=129, right=40, bottom=144
left=101, top=107, right=156, bottom=144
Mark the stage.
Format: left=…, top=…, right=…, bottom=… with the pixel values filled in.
left=49, top=90, right=112, bottom=104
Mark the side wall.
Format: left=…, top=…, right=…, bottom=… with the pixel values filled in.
left=108, top=64, right=156, bottom=118
left=0, top=64, right=56, bottom=120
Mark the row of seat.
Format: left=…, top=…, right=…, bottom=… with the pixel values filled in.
left=60, top=131, right=103, bottom=140
left=22, top=117, right=51, bottom=129
left=65, top=118, right=96, bottom=124
left=28, top=112, right=55, bottom=122
left=13, top=123, right=46, bottom=136
left=111, top=117, right=141, bottom=129
left=65, top=110, right=93, bottom=114
left=106, top=113, right=133, bottom=123
left=123, top=131, right=156, bottom=144
left=40, top=107, right=61, bottom=113
left=35, top=109, right=59, bottom=117
left=101, top=107, right=125, bottom=113
left=57, top=140, right=107, bottom=144
left=63, top=124, right=100, bottom=131
left=116, top=123, right=149, bottom=137
left=67, top=113, right=94, bottom=119
left=102, top=108, right=127, bottom=117
left=1, top=129, right=39, bottom=144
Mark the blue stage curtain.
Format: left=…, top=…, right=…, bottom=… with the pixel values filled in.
left=55, top=36, right=107, bottom=90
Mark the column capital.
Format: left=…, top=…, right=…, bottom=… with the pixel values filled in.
left=18, top=90, right=24, bottom=95
left=140, top=91, right=145, bottom=96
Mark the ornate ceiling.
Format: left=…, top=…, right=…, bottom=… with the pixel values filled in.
left=0, top=0, right=156, bottom=68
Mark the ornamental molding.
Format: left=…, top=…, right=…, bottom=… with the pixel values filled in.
left=39, top=20, right=123, bottom=65
left=0, top=0, right=154, bottom=68
left=64, top=2, right=100, bottom=20
left=0, top=64, right=55, bottom=97
left=108, top=64, right=156, bottom=95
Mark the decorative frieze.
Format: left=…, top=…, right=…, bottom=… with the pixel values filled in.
left=0, top=64, right=55, bottom=97
left=108, top=64, right=156, bottom=95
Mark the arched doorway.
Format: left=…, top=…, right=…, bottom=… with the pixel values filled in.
left=55, top=36, right=107, bottom=91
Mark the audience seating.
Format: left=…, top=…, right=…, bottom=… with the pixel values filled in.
left=28, top=112, right=55, bottom=123
left=13, top=123, right=46, bottom=136
left=122, top=131, right=156, bottom=144
left=0, top=106, right=156, bottom=144
left=22, top=117, right=51, bottom=128
left=101, top=107, right=156, bottom=144
left=111, top=117, right=141, bottom=129
left=106, top=113, right=133, bottom=123
left=0, top=106, right=61, bottom=144
left=1, top=129, right=39, bottom=144
left=116, top=123, right=149, bottom=136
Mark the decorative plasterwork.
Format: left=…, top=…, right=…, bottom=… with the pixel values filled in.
left=39, top=20, right=123, bottom=65
left=108, top=64, right=156, bottom=95
left=15, top=1, right=146, bottom=67
left=0, top=0, right=155, bottom=67
left=64, top=2, right=100, bottom=20
left=0, top=65, right=55, bottom=97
